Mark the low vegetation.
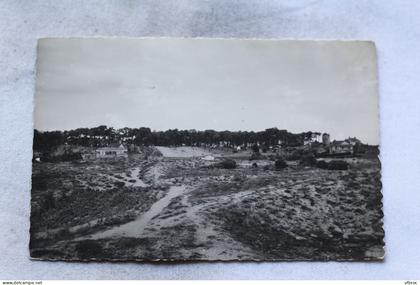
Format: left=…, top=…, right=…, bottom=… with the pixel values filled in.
left=299, top=153, right=317, bottom=166
left=30, top=144, right=382, bottom=261
left=215, top=159, right=237, bottom=169
left=316, top=159, right=349, bottom=170
left=274, top=158, right=288, bottom=170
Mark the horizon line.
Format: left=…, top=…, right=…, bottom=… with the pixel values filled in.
left=33, top=125, right=376, bottom=145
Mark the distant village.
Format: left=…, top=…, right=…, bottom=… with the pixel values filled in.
left=88, top=134, right=360, bottom=159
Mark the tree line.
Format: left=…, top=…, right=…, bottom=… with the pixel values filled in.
left=33, top=125, right=320, bottom=152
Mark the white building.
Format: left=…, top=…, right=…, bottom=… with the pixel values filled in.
left=329, top=141, right=353, bottom=155
left=95, top=145, right=128, bottom=158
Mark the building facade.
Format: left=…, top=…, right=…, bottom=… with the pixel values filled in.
left=95, top=145, right=128, bottom=158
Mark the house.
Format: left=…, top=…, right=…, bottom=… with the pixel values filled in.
left=81, top=152, right=96, bottom=160
left=329, top=140, right=353, bottom=155
left=95, top=144, right=128, bottom=158
left=346, top=137, right=362, bottom=146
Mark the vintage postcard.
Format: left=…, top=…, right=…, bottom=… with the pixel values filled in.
left=30, top=38, right=383, bottom=261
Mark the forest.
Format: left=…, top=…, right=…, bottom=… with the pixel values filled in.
left=33, top=126, right=321, bottom=151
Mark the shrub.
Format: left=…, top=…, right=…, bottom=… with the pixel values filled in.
left=41, top=191, right=56, bottom=211
left=249, top=152, right=263, bottom=161
left=216, top=159, right=237, bottom=169
left=61, top=152, right=83, bottom=161
left=274, top=158, right=287, bottom=170
left=316, top=160, right=329, bottom=169
left=42, top=152, right=82, bottom=162
left=299, top=153, right=317, bottom=166
left=316, top=159, right=349, bottom=170
left=327, top=160, right=349, bottom=170
left=119, top=237, right=143, bottom=248
left=285, top=151, right=302, bottom=161
left=114, top=181, right=125, bottom=188
left=31, top=249, right=67, bottom=259
left=56, top=228, right=72, bottom=239
left=141, top=146, right=163, bottom=157
left=75, top=240, right=103, bottom=259
left=233, top=174, right=244, bottom=182
left=251, top=144, right=260, bottom=153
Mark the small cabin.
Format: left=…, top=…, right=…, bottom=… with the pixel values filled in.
left=329, top=141, right=353, bottom=155
left=95, top=145, right=128, bottom=158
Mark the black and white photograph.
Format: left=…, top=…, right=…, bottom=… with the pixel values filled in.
left=30, top=38, right=383, bottom=261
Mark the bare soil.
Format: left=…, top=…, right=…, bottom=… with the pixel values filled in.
left=30, top=148, right=383, bottom=261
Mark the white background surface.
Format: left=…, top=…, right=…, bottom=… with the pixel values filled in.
left=0, top=0, right=419, bottom=280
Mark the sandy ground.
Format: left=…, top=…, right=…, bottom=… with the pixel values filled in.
left=30, top=147, right=383, bottom=261
left=155, top=146, right=216, bottom=158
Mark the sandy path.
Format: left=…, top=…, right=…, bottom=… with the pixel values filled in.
left=86, top=185, right=187, bottom=239
left=126, top=166, right=148, bottom=187
left=184, top=199, right=258, bottom=260
left=156, top=146, right=216, bottom=158
left=145, top=188, right=260, bottom=260
left=72, top=159, right=259, bottom=259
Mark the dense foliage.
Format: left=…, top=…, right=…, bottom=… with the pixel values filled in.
left=299, top=153, right=317, bottom=166
left=274, top=158, right=288, bottom=170
left=215, top=159, right=237, bottom=169
left=33, top=126, right=320, bottom=151
left=316, top=159, right=349, bottom=170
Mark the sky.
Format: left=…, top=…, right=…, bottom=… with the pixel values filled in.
left=34, top=38, right=379, bottom=144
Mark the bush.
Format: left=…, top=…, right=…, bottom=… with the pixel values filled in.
left=249, top=152, right=263, bottom=161
left=61, top=152, right=83, bottom=161
left=299, top=153, right=317, bottom=166
left=141, top=146, right=163, bottom=157
left=251, top=144, right=260, bottom=153
left=216, top=159, right=237, bottom=169
left=41, top=191, right=56, bottom=211
left=41, top=152, right=82, bottom=162
left=56, top=228, right=72, bottom=239
left=119, top=237, right=143, bottom=248
left=327, top=160, right=349, bottom=170
left=316, top=160, right=329, bottom=169
left=114, top=181, right=125, bottom=188
left=75, top=240, right=103, bottom=259
left=233, top=174, right=244, bottom=182
left=31, top=249, right=67, bottom=259
left=274, top=158, right=287, bottom=170
left=316, top=160, right=349, bottom=170
left=285, top=151, right=302, bottom=161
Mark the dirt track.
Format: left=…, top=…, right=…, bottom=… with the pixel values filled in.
left=30, top=148, right=383, bottom=261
